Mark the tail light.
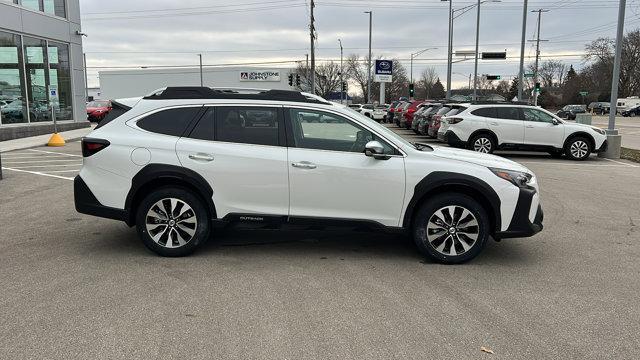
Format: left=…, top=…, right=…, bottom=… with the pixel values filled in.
left=81, top=138, right=110, bottom=157
left=448, top=117, right=464, bottom=124
left=408, top=108, right=416, bottom=113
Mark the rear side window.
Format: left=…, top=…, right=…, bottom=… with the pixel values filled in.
left=496, top=107, right=523, bottom=121
left=137, top=107, right=201, bottom=136
left=471, top=107, right=497, bottom=118
left=188, top=107, right=215, bottom=141
left=216, top=107, right=280, bottom=146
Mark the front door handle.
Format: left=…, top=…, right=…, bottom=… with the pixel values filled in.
left=292, top=161, right=317, bottom=169
left=188, top=153, right=214, bottom=162
left=525, top=125, right=534, bottom=128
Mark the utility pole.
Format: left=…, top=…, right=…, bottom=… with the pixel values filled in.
left=530, top=9, right=549, bottom=106
left=198, top=54, right=203, bottom=86
left=310, top=0, right=316, bottom=94
left=472, top=0, right=480, bottom=101
left=603, top=0, right=626, bottom=159
left=83, top=53, right=89, bottom=100
left=517, top=0, right=528, bottom=101
left=365, top=11, right=372, bottom=103
left=446, top=0, right=453, bottom=100
left=339, top=39, right=343, bottom=104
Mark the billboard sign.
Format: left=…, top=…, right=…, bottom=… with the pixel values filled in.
left=374, top=60, right=393, bottom=83
left=239, top=70, right=281, bottom=82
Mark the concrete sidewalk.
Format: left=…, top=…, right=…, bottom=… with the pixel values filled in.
left=0, top=125, right=95, bottom=153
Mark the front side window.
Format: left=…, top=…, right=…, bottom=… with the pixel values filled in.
left=522, top=108, right=556, bottom=123
left=495, top=107, right=522, bottom=121
left=289, top=108, right=394, bottom=154
left=216, top=107, right=280, bottom=146
left=137, top=107, right=201, bottom=137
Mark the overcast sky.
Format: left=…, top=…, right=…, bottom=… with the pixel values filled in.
left=79, top=0, right=640, bottom=89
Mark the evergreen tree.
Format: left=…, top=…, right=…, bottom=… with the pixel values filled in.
left=431, top=78, right=446, bottom=99
left=508, top=78, right=519, bottom=101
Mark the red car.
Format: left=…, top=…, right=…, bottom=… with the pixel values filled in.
left=86, top=100, right=112, bottom=122
left=402, top=100, right=425, bottom=129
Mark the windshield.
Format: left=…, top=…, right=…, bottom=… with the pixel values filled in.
left=343, top=106, right=414, bottom=149
left=88, top=101, right=109, bottom=107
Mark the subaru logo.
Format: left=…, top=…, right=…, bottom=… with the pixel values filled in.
left=379, top=61, right=391, bottom=70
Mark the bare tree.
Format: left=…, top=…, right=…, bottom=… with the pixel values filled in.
left=418, top=67, right=438, bottom=99
left=294, top=61, right=342, bottom=99
left=345, top=54, right=370, bottom=102
left=537, top=60, right=567, bottom=87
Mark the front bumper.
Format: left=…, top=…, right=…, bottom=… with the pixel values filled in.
left=74, top=176, right=129, bottom=223
left=595, top=140, right=608, bottom=153
left=495, top=186, right=543, bottom=239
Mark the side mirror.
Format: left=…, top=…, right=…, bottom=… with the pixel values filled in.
left=552, top=119, right=560, bottom=125
left=365, top=140, right=390, bottom=160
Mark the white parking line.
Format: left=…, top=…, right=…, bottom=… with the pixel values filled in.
left=0, top=155, right=74, bottom=159
left=28, top=149, right=82, bottom=157
left=6, top=164, right=83, bottom=169
left=602, top=158, right=640, bottom=167
left=42, top=169, right=81, bottom=173
left=2, top=159, right=81, bottom=164
left=1, top=167, right=74, bottom=181
left=519, top=161, right=637, bottom=168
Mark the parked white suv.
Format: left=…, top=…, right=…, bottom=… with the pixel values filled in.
left=75, top=87, right=543, bottom=264
left=437, top=103, right=608, bottom=160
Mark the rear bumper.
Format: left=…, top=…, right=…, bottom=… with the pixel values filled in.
left=74, top=175, right=130, bottom=224
left=495, top=187, right=543, bottom=239
left=440, top=130, right=466, bottom=147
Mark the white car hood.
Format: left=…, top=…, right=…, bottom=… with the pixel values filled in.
left=430, top=145, right=532, bottom=174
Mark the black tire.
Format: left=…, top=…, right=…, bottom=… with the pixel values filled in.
left=564, top=137, right=592, bottom=161
left=136, top=186, right=210, bottom=257
left=468, top=133, right=496, bottom=154
left=413, top=193, right=490, bottom=264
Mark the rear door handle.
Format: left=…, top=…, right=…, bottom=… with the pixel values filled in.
left=292, top=161, right=317, bottom=169
left=526, top=125, right=534, bottom=128
left=188, top=153, right=214, bottom=162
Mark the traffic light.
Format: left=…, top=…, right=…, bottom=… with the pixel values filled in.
left=486, top=75, right=501, bottom=81
left=341, top=81, right=347, bottom=92
left=535, top=82, right=541, bottom=93
left=409, top=83, right=415, bottom=97
left=288, top=74, right=294, bottom=86
left=295, top=74, right=301, bottom=86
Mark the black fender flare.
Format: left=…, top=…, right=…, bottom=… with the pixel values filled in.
left=563, top=132, right=596, bottom=151
left=402, top=171, right=502, bottom=233
left=125, top=164, right=216, bottom=225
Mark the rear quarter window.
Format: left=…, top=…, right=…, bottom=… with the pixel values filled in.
left=471, top=107, right=497, bottom=118
left=137, top=107, right=202, bottom=136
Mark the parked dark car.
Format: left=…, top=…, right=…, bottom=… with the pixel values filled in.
left=588, top=102, right=610, bottom=115
left=394, top=101, right=409, bottom=127
left=556, top=105, right=587, bottom=120
left=416, top=103, right=442, bottom=135
left=622, top=105, right=640, bottom=117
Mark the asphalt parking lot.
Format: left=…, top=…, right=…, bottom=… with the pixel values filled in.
left=1, top=136, right=639, bottom=359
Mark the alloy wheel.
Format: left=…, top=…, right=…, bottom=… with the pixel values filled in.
left=569, top=140, right=589, bottom=159
left=473, top=138, right=492, bottom=153
left=145, top=198, right=197, bottom=248
left=426, top=205, right=479, bottom=256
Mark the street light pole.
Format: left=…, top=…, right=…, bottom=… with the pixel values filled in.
left=518, top=0, right=528, bottom=101
left=472, top=0, right=481, bottom=101
left=603, top=0, right=626, bottom=159
left=310, top=0, right=316, bottom=94
left=365, top=11, right=372, bottom=104
left=339, top=39, right=343, bottom=104
left=198, top=54, right=203, bottom=87
left=446, top=0, right=453, bottom=100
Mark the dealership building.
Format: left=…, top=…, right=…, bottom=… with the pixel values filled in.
left=0, top=0, right=88, bottom=141
left=99, top=67, right=296, bottom=100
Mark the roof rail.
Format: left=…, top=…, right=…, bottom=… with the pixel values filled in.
left=469, top=100, right=531, bottom=105
left=143, top=86, right=330, bottom=104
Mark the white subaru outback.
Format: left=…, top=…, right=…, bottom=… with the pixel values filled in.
left=75, top=87, right=543, bottom=264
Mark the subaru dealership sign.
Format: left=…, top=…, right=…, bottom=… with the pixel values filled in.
left=374, top=60, right=393, bottom=82
left=239, top=70, right=281, bottom=82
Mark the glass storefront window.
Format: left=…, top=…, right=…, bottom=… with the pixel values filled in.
left=48, top=42, right=72, bottom=120
left=0, top=31, right=27, bottom=125
left=43, top=0, right=65, bottom=18
left=23, top=36, right=50, bottom=122
left=21, top=0, right=39, bottom=11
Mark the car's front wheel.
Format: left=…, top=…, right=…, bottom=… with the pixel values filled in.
left=413, top=193, right=490, bottom=264
left=565, top=137, right=591, bottom=161
left=136, top=186, right=210, bottom=256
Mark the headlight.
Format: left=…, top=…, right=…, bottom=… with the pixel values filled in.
left=489, top=168, right=533, bottom=188
left=593, top=127, right=605, bottom=135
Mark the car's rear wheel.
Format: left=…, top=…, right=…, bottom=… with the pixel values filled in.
left=565, top=137, right=591, bottom=161
left=469, top=133, right=496, bottom=154
left=413, top=193, right=490, bottom=264
left=136, top=186, right=210, bottom=256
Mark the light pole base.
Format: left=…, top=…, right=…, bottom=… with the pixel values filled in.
left=598, top=133, right=622, bottom=159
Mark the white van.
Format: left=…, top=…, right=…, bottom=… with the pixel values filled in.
left=616, top=96, right=640, bottom=113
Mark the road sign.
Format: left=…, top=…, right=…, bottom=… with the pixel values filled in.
left=481, top=52, right=507, bottom=60
left=486, top=75, right=501, bottom=80
left=524, top=73, right=535, bottom=78
left=579, top=91, right=589, bottom=96
left=374, top=60, right=393, bottom=83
